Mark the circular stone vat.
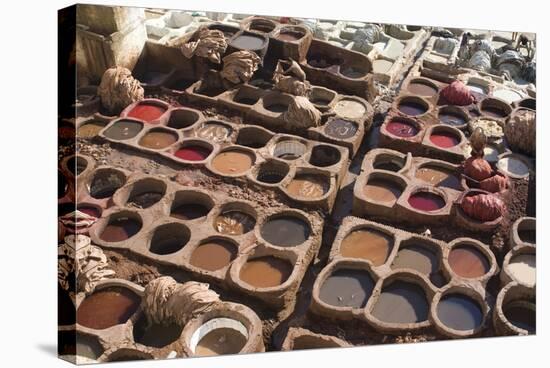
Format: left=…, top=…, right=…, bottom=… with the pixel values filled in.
left=239, top=256, right=293, bottom=288
left=214, top=208, right=256, bottom=235
left=363, top=177, right=403, bottom=205
left=516, top=219, right=536, bottom=244
left=438, top=107, right=468, bottom=127
left=373, top=154, right=405, bottom=172
left=77, top=120, right=107, bottom=138
left=324, top=119, right=358, bottom=139
left=174, top=142, right=213, bottom=161
left=77, top=204, right=102, bottom=218
left=340, top=228, right=394, bottom=266
left=67, top=156, right=88, bottom=177
left=507, top=253, right=536, bottom=286
left=103, top=119, right=143, bottom=140
left=408, top=191, right=446, bottom=212
left=391, top=243, right=439, bottom=279
left=385, top=119, right=419, bottom=138
left=190, top=318, right=248, bottom=357
left=89, top=169, right=126, bottom=199
left=276, top=26, right=305, bottom=41
left=397, top=97, right=429, bottom=116
left=340, top=65, right=367, bottom=79
left=309, top=145, right=341, bottom=167
left=211, top=149, right=255, bottom=175
left=436, top=294, right=483, bottom=331
left=497, top=155, right=530, bottom=178
left=77, top=286, right=140, bottom=330
left=372, top=58, right=393, bottom=73
left=149, top=223, right=190, bottom=255
left=126, top=102, right=167, bottom=122
left=261, top=215, right=310, bottom=247
left=415, top=165, right=461, bottom=190
left=319, top=268, right=375, bottom=308
left=256, top=160, right=289, bottom=184
left=105, top=348, right=153, bottom=362
left=100, top=213, right=142, bottom=242
left=126, top=179, right=166, bottom=209
left=190, top=239, right=238, bottom=271
left=503, top=300, right=536, bottom=334
left=170, top=191, right=213, bottom=220
left=429, top=130, right=460, bottom=148
left=333, top=98, right=366, bottom=119
left=371, top=280, right=429, bottom=323
left=286, top=174, right=329, bottom=199
left=197, top=122, right=232, bottom=143
left=167, top=109, right=200, bottom=129
left=236, top=127, right=272, bottom=148
left=407, top=79, right=438, bottom=97
left=309, top=87, right=335, bottom=107
left=248, top=18, right=276, bottom=33
left=467, top=82, right=488, bottom=95
left=518, top=98, right=536, bottom=110
left=273, top=140, right=307, bottom=160
left=133, top=313, right=183, bottom=348
left=493, top=89, right=523, bottom=104
left=448, top=244, right=489, bottom=278
left=480, top=98, right=512, bottom=119
left=138, top=129, right=178, bottom=149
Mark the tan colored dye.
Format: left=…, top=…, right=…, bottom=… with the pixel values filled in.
left=239, top=256, right=292, bottom=288
left=211, top=150, right=254, bottom=175
left=286, top=175, right=328, bottom=198
left=340, top=229, right=393, bottom=266
left=363, top=179, right=402, bottom=204
left=415, top=166, right=462, bottom=190
left=195, top=328, right=247, bottom=356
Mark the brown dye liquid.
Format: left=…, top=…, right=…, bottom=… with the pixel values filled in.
left=190, top=241, right=237, bottom=271
left=211, top=150, right=254, bottom=175
left=504, top=301, right=536, bottom=333
left=239, top=256, right=292, bottom=288
left=324, top=119, right=358, bottom=139
left=415, top=166, right=462, bottom=190
left=170, top=203, right=210, bottom=220
left=77, top=121, right=105, bottom=138
left=482, top=106, right=507, bottom=118
left=133, top=314, right=183, bottom=348
left=103, top=120, right=143, bottom=140
left=286, top=175, right=328, bottom=198
left=260, top=216, right=310, bottom=246
left=363, top=179, right=402, bottom=204
left=100, top=217, right=141, bottom=242
left=407, top=81, right=438, bottom=96
left=138, top=131, right=177, bottom=149
left=319, top=269, right=374, bottom=308
left=340, top=229, right=393, bottom=266
left=76, top=287, right=140, bottom=330
left=195, top=328, right=247, bottom=356
left=214, top=211, right=256, bottom=235
left=127, top=191, right=163, bottom=209
left=436, top=294, right=482, bottom=330
left=391, top=244, right=439, bottom=276
left=371, top=281, right=429, bottom=323
left=518, top=229, right=536, bottom=244
left=448, top=245, right=489, bottom=278
left=276, top=32, right=302, bottom=41
left=230, top=34, right=265, bottom=49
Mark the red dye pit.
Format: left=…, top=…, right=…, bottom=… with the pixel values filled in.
left=386, top=120, right=419, bottom=137
left=174, top=146, right=212, bottom=161
left=429, top=132, right=459, bottom=148
left=408, top=192, right=446, bottom=212
left=127, top=103, right=166, bottom=122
